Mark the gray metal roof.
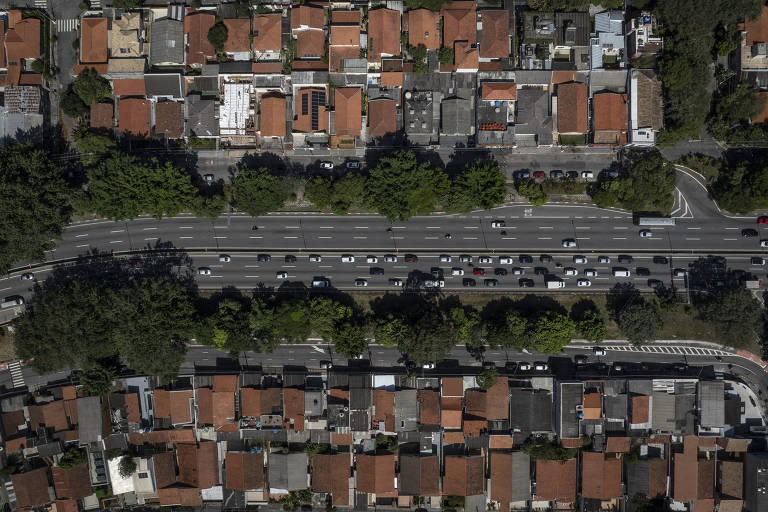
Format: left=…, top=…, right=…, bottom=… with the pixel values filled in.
left=304, top=390, right=324, bottom=417
left=594, top=10, right=624, bottom=34
left=651, top=391, right=675, bottom=432
left=559, top=382, right=582, bottom=439
left=554, top=12, right=589, bottom=47
left=398, top=455, right=427, bottom=496
left=509, top=451, right=531, bottom=501
left=394, top=390, right=418, bottom=433
left=186, top=95, right=218, bottom=137
left=349, top=409, right=369, bottom=432
left=675, top=393, right=696, bottom=435
left=268, top=452, right=308, bottom=491
left=698, top=381, right=725, bottom=428
left=145, top=73, right=183, bottom=98
left=77, top=396, right=103, bottom=445
left=605, top=393, right=627, bottom=421
left=626, top=458, right=650, bottom=497
left=441, top=97, right=472, bottom=135
left=515, top=88, right=553, bottom=145
left=509, top=388, right=552, bottom=433
left=149, top=19, right=184, bottom=66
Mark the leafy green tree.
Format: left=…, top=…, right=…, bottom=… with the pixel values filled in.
left=0, top=143, right=72, bottom=274
left=438, top=47, right=454, bottom=65
left=443, top=161, right=507, bottom=213
left=575, top=310, right=607, bottom=343
left=233, top=167, right=288, bottom=216
left=708, top=84, right=765, bottom=141
left=211, top=298, right=253, bottom=353
left=365, top=151, right=447, bottom=221
left=328, top=174, right=366, bottom=215
left=714, top=23, right=740, bottom=56
left=485, top=309, right=527, bottom=349
left=118, top=457, right=137, bottom=478
left=700, top=288, right=765, bottom=347
left=476, top=367, right=498, bottom=391
left=59, top=447, right=88, bottom=469
left=60, top=88, right=88, bottom=118
left=73, top=68, right=112, bottom=105
left=332, top=323, right=368, bottom=359
left=372, top=316, right=410, bottom=347
left=528, top=312, right=574, bottom=353
left=589, top=152, right=676, bottom=213
left=409, top=44, right=428, bottom=75
left=189, top=191, right=226, bottom=220
left=271, top=299, right=311, bottom=343
left=449, top=306, right=484, bottom=347
left=405, top=0, right=450, bottom=10
left=304, top=177, right=333, bottom=210
left=75, top=130, right=116, bottom=165
left=79, top=364, right=116, bottom=396
left=208, top=22, right=228, bottom=53
left=520, top=436, right=578, bottom=461
left=249, top=297, right=283, bottom=353
left=617, top=301, right=662, bottom=345
left=515, top=180, right=548, bottom=206
left=87, top=154, right=196, bottom=220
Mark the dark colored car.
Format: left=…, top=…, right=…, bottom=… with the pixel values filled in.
left=647, top=279, right=663, bottom=288
left=370, top=267, right=385, bottom=276
left=618, top=255, right=633, bottom=264
left=404, top=254, right=419, bottom=263
left=285, top=255, right=297, bottom=263
left=463, top=278, right=477, bottom=287
left=494, top=268, right=508, bottom=276
left=519, top=255, right=533, bottom=264
left=743, top=228, right=759, bottom=238
left=636, top=267, right=651, bottom=276
left=484, top=279, right=499, bottom=287
left=519, top=278, right=535, bottom=288
left=565, top=171, right=579, bottom=179
left=652, top=256, right=668, bottom=265
left=516, top=170, right=531, bottom=180
left=257, top=254, right=272, bottom=262
left=534, top=267, right=548, bottom=275
left=473, top=268, right=486, bottom=276
left=540, top=254, right=552, bottom=263
left=550, top=170, right=564, bottom=179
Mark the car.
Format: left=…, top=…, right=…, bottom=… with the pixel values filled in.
left=585, top=269, right=598, bottom=277
left=202, top=173, right=215, bottom=182
left=473, top=268, right=486, bottom=276
left=452, top=267, right=465, bottom=276
left=540, top=254, right=552, bottom=263
left=603, top=170, right=620, bottom=178
left=20, top=273, right=34, bottom=281
left=319, top=360, right=333, bottom=369
left=647, top=279, right=663, bottom=288
left=618, top=255, right=633, bottom=264
left=460, top=254, right=473, bottom=263
left=404, top=254, right=419, bottom=263
left=577, top=278, right=591, bottom=287
left=422, top=362, right=436, bottom=369
left=534, top=362, right=549, bottom=371
left=550, top=170, right=564, bottom=179
left=762, top=240, right=768, bottom=248
left=533, top=171, right=546, bottom=179
left=312, top=278, right=330, bottom=288
left=518, top=362, right=532, bottom=371
left=564, top=267, right=578, bottom=276
left=519, top=278, right=535, bottom=288
left=285, top=255, right=297, bottom=263
left=573, top=255, right=588, bottom=264
left=653, top=256, right=669, bottom=265
left=516, top=170, right=531, bottom=180
left=512, top=267, right=525, bottom=275
left=499, top=256, right=513, bottom=264
left=389, top=278, right=403, bottom=286
left=673, top=268, right=688, bottom=277
left=424, top=279, right=445, bottom=288
left=366, top=256, right=378, bottom=263
left=341, top=254, right=355, bottom=263
left=257, top=254, right=272, bottom=262
left=581, top=171, right=594, bottom=179
left=384, top=254, right=398, bottom=263
left=478, top=256, right=493, bottom=264
left=494, top=268, right=508, bottom=276
left=463, top=278, right=477, bottom=287
left=430, top=267, right=442, bottom=278
left=752, top=257, right=766, bottom=265
left=198, top=267, right=212, bottom=275
left=354, top=279, right=368, bottom=287
left=519, top=255, right=533, bottom=264
left=673, top=363, right=687, bottom=373
left=574, top=355, right=588, bottom=365
left=598, top=256, right=611, bottom=264
left=276, top=271, right=288, bottom=279
left=505, top=361, right=518, bottom=371
left=565, top=170, right=578, bottom=179
left=593, top=347, right=606, bottom=356
left=534, top=267, right=548, bottom=275
left=484, top=279, right=499, bottom=287
left=613, top=268, right=631, bottom=277
left=370, top=267, right=385, bottom=276
left=636, top=267, right=651, bottom=276
left=440, top=254, right=452, bottom=263
left=309, top=254, right=322, bottom=262
left=345, top=160, right=360, bottom=169
left=639, top=229, right=653, bottom=237
left=759, top=216, right=768, bottom=224
left=491, top=220, right=506, bottom=228
left=219, top=255, right=231, bottom=262
left=562, top=239, right=577, bottom=248
left=319, top=161, right=334, bottom=169
left=743, top=228, right=759, bottom=238
left=613, top=363, right=624, bottom=372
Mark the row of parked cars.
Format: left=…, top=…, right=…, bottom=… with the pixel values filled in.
left=515, top=170, right=606, bottom=180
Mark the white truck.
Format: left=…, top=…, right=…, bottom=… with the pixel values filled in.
left=546, top=279, right=565, bottom=289
left=0, top=296, right=24, bottom=309
left=745, top=279, right=763, bottom=290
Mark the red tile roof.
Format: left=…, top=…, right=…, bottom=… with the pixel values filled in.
left=593, top=92, right=628, bottom=144
left=291, top=5, right=325, bottom=31
left=283, top=387, right=305, bottom=431
left=535, top=459, right=577, bottom=502
left=52, top=466, right=92, bottom=500
left=332, top=10, right=361, bottom=24
left=123, top=392, right=140, bottom=423
left=0, top=19, right=6, bottom=69
left=482, top=82, right=517, bottom=101
left=184, top=12, right=216, bottom=66
left=405, top=9, right=439, bottom=51
left=441, top=396, right=463, bottom=429
left=441, top=1, right=477, bottom=48
left=113, top=78, right=145, bottom=96
left=253, top=14, right=282, bottom=52
left=332, top=433, right=353, bottom=446
left=581, top=452, right=622, bottom=500
left=118, top=97, right=151, bottom=137
left=330, top=25, right=359, bottom=46
left=372, top=389, right=395, bottom=431
left=154, top=102, right=183, bottom=139
left=223, top=18, right=252, bottom=53
left=158, top=488, right=202, bottom=507
left=632, top=395, right=650, bottom=424
left=356, top=453, right=396, bottom=497
left=557, top=82, right=587, bottom=134
left=490, top=452, right=521, bottom=506
left=674, top=440, right=698, bottom=502
left=454, top=41, right=478, bottom=70
left=606, top=436, right=631, bottom=453
left=368, top=98, right=397, bottom=138
left=417, top=390, right=439, bottom=426
left=54, top=499, right=79, bottom=512
left=368, top=9, right=400, bottom=62
left=296, top=30, right=325, bottom=59
left=443, top=431, right=466, bottom=446
left=12, top=468, right=50, bottom=508
left=154, top=389, right=194, bottom=425
left=253, top=61, right=283, bottom=74
left=489, top=435, right=515, bottom=449
left=226, top=451, right=264, bottom=491
left=442, top=377, right=463, bottom=397
left=90, top=102, right=113, bottom=130
left=312, top=453, right=351, bottom=505
left=153, top=452, right=177, bottom=489
left=745, top=5, right=768, bottom=45
left=583, top=392, right=602, bottom=419
left=334, top=87, right=361, bottom=137
left=2, top=410, right=25, bottom=436
left=30, top=401, right=69, bottom=432
left=177, top=442, right=219, bottom=489
left=241, top=387, right=282, bottom=417
left=197, top=388, right=235, bottom=428
left=329, top=44, right=359, bottom=72
left=81, top=18, right=108, bottom=63
left=293, top=88, right=328, bottom=133
left=128, top=429, right=195, bottom=445
left=463, top=418, right=486, bottom=437
left=380, top=71, right=403, bottom=87
left=754, top=92, right=768, bottom=123
left=213, top=375, right=239, bottom=392
left=260, top=94, right=287, bottom=137
left=5, top=436, right=27, bottom=452
left=479, top=10, right=509, bottom=58
left=443, top=455, right=485, bottom=496
left=4, top=12, right=41, bottom=86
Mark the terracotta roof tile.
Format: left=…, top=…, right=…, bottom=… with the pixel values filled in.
left=442, top=377, right=463, bottom=397
left=581, top=452, right=622, bottom=500
left=417, top=390, right=439, bottom=426
left=557, top=82, right=587, bottom=134
left=312, top=453, right=351, bottom=505
left=293, top=88, right=328, bottom=133
left=593, top=92, right=628, bottom=144
left=356, top=453, right=396, bottom=497
left=331, top=432, right=353, bottom=446
left=535, top=459, right=577, bottom=502
left=213, top=375, right=239, bottom=392
left=479, top=10, right=509, bottom=58
left=405, top=9, right=439, bottom=51
left=482, top=82, right=516, bottom=101
left=443, top=431, right=466, bottom=446
left=380, top=71, right=403, bottom=87
left=184, top=12, right=215, bottom=66
left=443, top=455, right=485, bottom=496
left=118, top=98, right=151, bottom=137
left=441, top=396, right=463, bottom=429
left=441, top=1, right=477, bottom=48
left=334, top=87, right=361, bottom=136
left=329, top=44, right=359, bottom=72
left=154, top=102, right=183, bottom=139
left=81, top=18, right=108, bottom=63
left=177, top=442, right=219, bottom=488
left=368, top=9, right=400, bottom=62
left=30, top=401, right=69, bottom=432
left=283, top=387, right=305, bottom=431
left=226, top=451, right=264, bottom=491
left=54, top=499, right=78, bottom=512
left=632, top=395, right=650, bottom=424
left=490, top=452, right=523, bottom=506
left=718, top=460, right=743, bottom=499
left=635, top=70, right=664, bottom=130
left=463, top=418, right=486, bottom=437
left=332, top=11, right=361, bottom=24
left=5, top=436, right=27, bottom=452
left=649, top=458, right=667, bottom=498
left=128, top=429, right=195, bottom=445
left=52, top=466, right=92, bottom=500
left=153, top=389, right=194, bottom=425
left=253, top=14, right=282, bottom=52
left=605, top=436, right=631, bottom=453
left=552, top=70, right=578, bottom=84
left=745, top=6, right=768, bottom=46
left=5, top=14, right=41, bottom=86
left=12, top=468, right=50, bottom=508
left=292, top=5, right=325, bottom=31
left=223, top=18, right=252, bottom=53
left=197, top=388, right=235, bottom=428
left=674, top=450, right=697, bottom=502
left=158, top=488, right=202, bottom=507
left=489, top=435, right=515, bottom=449
left=698, top=459, right=715, bottom=499
left=253, top=61, right=283, bottom=74
left=296, top=30, right=325, bottom=59
left=368, top=98, right=397, bottom=138
left=454, top=41, right=478, bottom=70
left=2, top=410, right=26, bottom=436
left=583, top=392, right=602, bottom=419
left=153, top=452, right=176, bottom=489
left=113, top=78, right=145, bottom=96
left=90, top=102, right=113, bottom=130
left=241, top=387, right=283, bottom=417
left=330, top=25, right=359, bottom=46
left=372, top=389, right=395, bottom=431
left=260, top=94, right=287, bottom=137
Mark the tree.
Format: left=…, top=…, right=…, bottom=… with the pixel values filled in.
left=304, top=177, right=333, bottom=210
left=589, top=152, right=676, bottom=213
left=700, top=288, right=765, bottom=347
left=75, top=130, right=116, bottom=165
left=520, top=436, right=578, bottom=461
left=373, top=316, right=410, bottom=348
left=515, top=180, right=548, bottom=206
left=211, top=298, right=253, bottom=353
left=60, top=88, right=88, bottom=118
left=189, top=189, right=227, bottom=220
left=328, top=174, right=366, bottom=215
left=438, top=47, right=454, bottom=65
left=207, top=21, right=229, bottom=53
left=443, top=161, right=507, bottom=213
left=332, top=323, right=368, bottom=359
left=409, top=44, right=428, bottom=75
left=575, top=310, right=607, bottom=343
left=485, top=309, right=527, bottom=349
left=449, top=306, right=484, bottom=347
left=0, top=143, right=72, bottom=274
left=59, top=447, right=88, bottom=469
left=528, top=312, right=574, bottom=353
left=79, top=364, right=116, bottom=396
left=365, top=151, right=447, bottom=221
left=233, top=167, right=289, bottom=216
left=405, top=0, right=450, bottom=10
left=617, top=300, right=662, bottom=345
left=118, top=456, right=137, bottom=478
left=73, top=68, right=112, bottom=105
left=476, top=367, right=498, bottom=391
left=708, top=84, right=765, bottom=141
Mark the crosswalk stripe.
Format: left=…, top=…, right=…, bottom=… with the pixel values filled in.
left=56, top=19, right=78, bottom=32
left=34, top=0, right=47, bottom=8
left=8, top=361, right=24, bottom=389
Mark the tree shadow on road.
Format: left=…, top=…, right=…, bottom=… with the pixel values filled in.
left=606, top=282, right=641, bottom=319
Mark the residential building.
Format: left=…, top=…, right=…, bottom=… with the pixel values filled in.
left=592, top=91, right=628, bottom=145
left=368, top=9, right=400, bottom=66
left=629, top=69, right=663, bottom=145
left=555, top=81, right=587, bottom=144
left=405, top=9, right=439, bottom=51
left=149, top=18, right=184, bottom=67
left=478, top=10, right=510, bottom=60
left=1, top=10, right=41, bottom=86
left=78, top=17, right=109, bottom=74
left=223, top=18, right=252, bottom=60
left=553, top=12, right=590, bottom=70
left=184, top=12, right=216, bottom=67
left=626, top=12, right=663, bottom=59
left=591, top=10, right=626, bottom=70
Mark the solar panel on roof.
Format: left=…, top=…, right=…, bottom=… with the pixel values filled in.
left=302, top=94, right=308, bottom=115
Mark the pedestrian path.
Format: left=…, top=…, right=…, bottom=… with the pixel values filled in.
left=8, top=360, right=24, bottom=389
left=91, top=0, right=102, bottom=8
left=33, top=0, right=47, bottom=8
left=602, top=345, right=731, bottom=357
left=56, top=19, right=78, bottom=32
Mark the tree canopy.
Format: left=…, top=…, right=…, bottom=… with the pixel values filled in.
left=233, top=167, right=288, bottom=216
left=590, top=152, right=676, bottom=213
left=699, top=288, right=765, bottom=347
left=442, top=161, right=507, bottom=213
left=207, top=22, right=229, bottom=53
left=617, top=300, right=662, bottom=345
left=708, top=84, right=766, bottom=142
left=304, top=173, right=366, bottom=215
left=72, top=68, right=112, bottom=106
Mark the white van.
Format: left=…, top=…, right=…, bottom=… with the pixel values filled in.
left=311, top=279, right=329, bottom=288
left=612, top=268, right=631, bottom=277
left=0, top=296, right=24, bottom=309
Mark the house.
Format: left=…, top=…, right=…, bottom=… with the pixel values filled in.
left=283, top=387, right=305, bottom=431
left=515, top=87, right=553, bottom=146
left=556, top=81, right=587, bottom=143
left=465, top=377, right=508, bottom=421
left=626, top=12, right=663, bottom=59
left=629, top=69, right=663, bottom=145
left=77, top=396, right=102, bottom=444
left=145, top=73, right=183, bottom=99
left=29, top=400, right=70, bottom=433
left=12, top=468, right=52, bottom=508
left=1, top=10, right=41, bottom=86
left=154, top=389, right=194, bottom=426
left=535, top=459, right=577, bottom=502
left=582, top=451, right=622, bottom=500
left=553, top=12, right=590, bottom=70
left=417, top=389, right=439, bottom=426
left=312, top=453, right=352, bottom=506
left=626, top=458, right=667, bottom=499
left=673, top=436, right=701, bottom=503
left=329, top=11, right=361, bottom=73
left=80, top=17, right=109, bottom=70
left=405, top=9, right=439, bottom=51
left=291, top=5, right=324, bottom=32
left=367, top=9, right=400, bottom=65
left=443, top=455, right=485, bottom=496
left=478, top=10, right=510, bottom=60
left=741, top=6, right=768, bottom=73
left=149, top=18, right=184, bottom=67
left=111, top=12, right=142, bottom=59
left=367, top=97, right=397, bottom=139
left=372, top=389, right=395, bottom=432
left=356, top=453, right=397, bottom=498
left=177, top=441, right=219, bottom=488
left=154, top=102, right=183, bottom=140
left=489, top=452, right=530, bottom=507
left=398, top=454, right=440, bottom=496
left=223, top=18, right=252, bottom=59
left=698, top=381, right=725, bottom=432
left=52, top=466, right=93, bottom=500
left=508, top=387, right=553, bottom=433
left=153, top=452, right=177, bottom=489
left=225, top=451, right=264, bottom=491
left=259, top=93, right=287, bottom=139
left=186, top=94, right=218, bottom=138
left=718, top=460, right=744, bottom=500
left=394, top=389, right=418, bottom=432
left=270, top=452, right=309, bottom=492
left=521, top=12, right=554, bottom=69
left=184, top=12, right=216, bottom=67
left=442, top=2, right=477, bottom=50
left=253, top=14, right=282, bottom=58
left=404, top=90, right=435, bottom=145
left=592, top=91, right=628, bottom=145
left=454, top=41, right=479, bottom=72
left=440, top=96, right=473, bottom=141
left=293, top=87, right=328, bottom=134
left=591, top=11, right=625, bottom=70
left=332, top=87, right=362, bottom=140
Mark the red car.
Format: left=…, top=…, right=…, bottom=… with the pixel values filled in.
left=473, top=268, right=486, bottom=276
left=533, top=171, right=545, bottom=179
left=404, top=254, right=419, bottom=263
left=758, top=216, right=768, bottom=224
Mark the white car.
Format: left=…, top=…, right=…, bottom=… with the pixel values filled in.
left=309, top=254, right=322, bottom=262
left=761, top=240, right=768, bottom=248
left=219, top=255, right=231, bottom=262
left=562, top=239, right=577, bottom=248
left=341, top=255, right=355, bottom=263
left=346, top=161, right=360, bottom=169
left=422, top=362, right=436, bottom=369
left=203, top=174, right=214, bottom=182
left=389, top=278, right=403, bottom=286
left=534, top=362, right=549, bottom=371
left=384, top=254, right=398, bottom=262
left=20, top=273, right=34, bottom=281
left=581, top=171, right=594, bottom=179
left=512, top=267, right=525, bottom=275
left=577, top=278, right=591, bottom=287
left=585, top=269, right=598, bottom=277
left=451, top=268, right=465, bottom=276
left=564, top=267, right=578, bottom=276
left=478, top=256, right=493, bottom=264
left=518, top=362, right=532, bottom=371
left=354, top=279, right=368, bottom=287
left=460, top=255, right=473, bottom=263
left=598, top=256, right=611, bottom=264
left=440, top=255, right=452, bottom=263
left=198, top=267, right=212, bottom=275
left=639, top=230, right=653, bottom=238
left=424, top=279, right=445, bottom=288
left=674, top=268, right=687, bottom=277
left=491, top=220, right=506, bottom=228
left=276, top=272, right=288, bottom=279
left=499, top=256, right=513, bottom=264
left=573, top=256, right=588, bottom=264
left=593, top=347, right=606, bottom=356
left=319, top=161, right=334, bottom=169
left=366, top=256, right=378, bottom=263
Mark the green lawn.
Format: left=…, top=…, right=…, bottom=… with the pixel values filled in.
left=559, top=134, right=587, bottom=146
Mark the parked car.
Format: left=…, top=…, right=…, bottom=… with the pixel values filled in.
left=516, top=170, right=531, bottom=180
left=598, top=256, right=611, bottom=264
left=752, top=257, right=766, bottom=265
left=341, top=254, right=355, bottom=263
left=422, top=362, right=436, bottom=369
left=618, top=255, right=633, bottom=264
left=319, top=360, right=333, bottom=369
left=593, top=347, right=606, bottom=356
left=345, top=160, right=360, bottom=169
left=533, top=171, right=546, bottom=179
left=499, top=256, right=513, bottom=264
left=219, top=254, right=231, bottom=262
left=577, top=279, right=591, bottom=287
left=319, top=161, right=334, bottom=169
left=636, top=267, right=651, bottom=276
left=460, top=254, right=473, bottom=263
left=761, top=240, right=768, bottom=248
left=257, top=254, right=272, bottom=262
left=519, top=255, right=533, bottom=264
left=673, top=268, right=688, bottom=277
left=540, top=254, right=552, bottom=263
left=585, top=269, right=598, bottom=277
left=452, top=268, right=465, bottom=276
left=647, top=279, right=663, bottom=288
left=20, top=273, right=34, bottom=281
left=574, top=355, right=588, bottom=365
left=534, top=362, right=549, bottom=371
left=473, top=268, right=486, bottom=276
left=518, top=362, right=532, bottom=371
left=285, top=255, right=297, bottom=263
left=478, top=256, right=493, bottom=264
left=370, top=267, right=385, bottom=276
left=564, top=267, right=578, bottom=276
left=366, top=256, right=378, bottom=263
left=652, top=256, right=668, bottom=265
left=565, top=171, right=578, bottom=179
left=759, top=216, right=768, bottom=224
left=550, top=170, right=564, bottom=179
left=534, top=267, right=548, bottom=275
left=639, top=229, right=653, bottom=237
left=511, top=267, right=525, bottom=275
left=581, top=171, right=594, bottom=179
